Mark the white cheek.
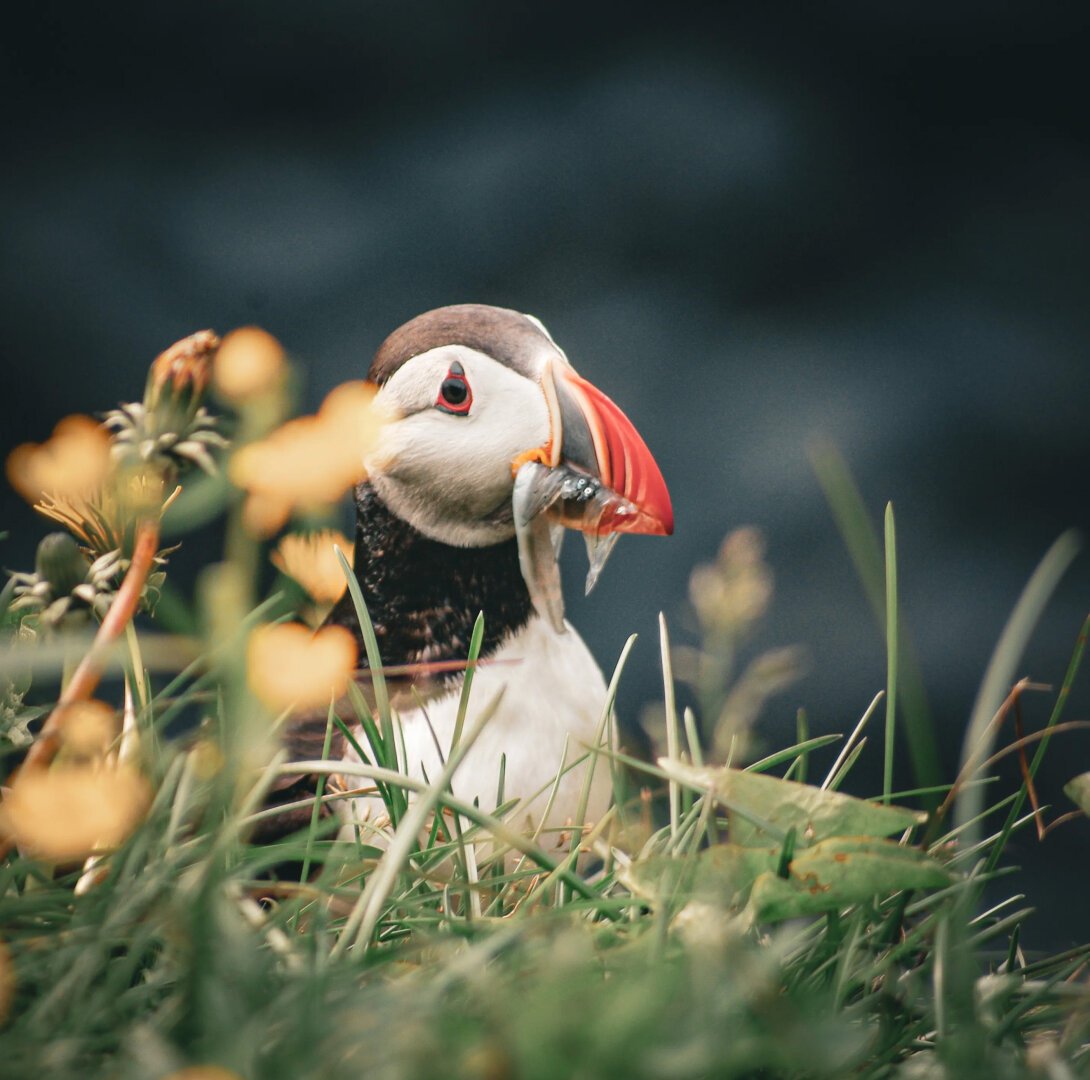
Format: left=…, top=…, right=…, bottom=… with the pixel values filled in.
left=379, top=389, right=548, bottom=495
left=365, top=351, right=552, bottom=545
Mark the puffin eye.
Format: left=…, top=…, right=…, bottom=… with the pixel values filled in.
left=435, top=361, right=472, bottom=415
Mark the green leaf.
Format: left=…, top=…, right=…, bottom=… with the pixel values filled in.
left=748, top=836, right=952, bottom=923
left=658, top=758, right=925, bottom=845
left=626, top=844, right=780, bottom=907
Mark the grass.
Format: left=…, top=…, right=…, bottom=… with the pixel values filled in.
left=2, top=549, right=1087, bottom=1079
left=2, top=347, right=1089, bottom=1079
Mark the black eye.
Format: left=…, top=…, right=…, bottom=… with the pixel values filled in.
left=435, top=362, right=472, bottom=414
left=441, top=378, right=467, bottom=405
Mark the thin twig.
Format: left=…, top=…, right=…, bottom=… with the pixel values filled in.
left=932, top=678, right=1050, bottom=832
left=24, top=519, right=160, bottom=770
left=0, top=517, right=161, bottom=873
left=1011, top=688, right=1045, bottom=839
left=0, top=519, right=160, bottom=859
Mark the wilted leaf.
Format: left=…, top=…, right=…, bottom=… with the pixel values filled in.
left=1063, top=772, right=1090, bottom=815
left=658, top=759, right=925, bottom=845
left=748, top=836, right=952, bottom=923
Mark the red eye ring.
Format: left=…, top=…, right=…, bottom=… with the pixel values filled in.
left=435, top=361, right=472, bottom=415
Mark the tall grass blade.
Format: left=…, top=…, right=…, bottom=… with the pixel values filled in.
left=450, top=611, right=485, bottom=751
left=822, top=691, right=883, bottom=790
left=659, top=613, right=681, bottom=840
left=810, top=440, right=941, bottom=802
left=883, top=501, right=898, bottom=804
left=335, top=687, right=505, bottom=957
left=334, top=544, right=389, bottom=724
left=569, top=633, right=637, bottom=860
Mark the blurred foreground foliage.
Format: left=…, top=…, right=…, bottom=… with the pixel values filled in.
left=0, top=330, right=1088, bottom=1079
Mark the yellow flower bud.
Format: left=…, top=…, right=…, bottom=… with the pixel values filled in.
left=145, top=329, right=219, bottom=413
left=213, top=326, right=286, bottom=403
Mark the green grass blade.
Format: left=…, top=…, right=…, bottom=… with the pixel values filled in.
left=883, top=501, right=898, bottom=805
left=821, top=691, right=883, bottom=791
left=334, top=544, right=389, bottom=724
left=299, top=698, right=338, bottom=885
left=747, top=734, right=842, bottom=775
left=659, top=613, right=680, bottom=840
left=810, top=441, right=940, bottom=804
left=335, top=687, right=506, bottom=956
left=567, top=633, right=637, bottom=864
left=450, top=611, right=485, bottom=751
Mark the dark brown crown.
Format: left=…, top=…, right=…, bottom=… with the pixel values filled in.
left=369, top=304, right=558, bottom=385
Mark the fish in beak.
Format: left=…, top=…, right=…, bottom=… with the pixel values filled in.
left=513, top=356, right=673, bottom=632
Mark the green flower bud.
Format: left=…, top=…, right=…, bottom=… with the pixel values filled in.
left=34, top=532, right=90, bottom=597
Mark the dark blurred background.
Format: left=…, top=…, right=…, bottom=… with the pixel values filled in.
left=2, top=3, right=1089, bottom=943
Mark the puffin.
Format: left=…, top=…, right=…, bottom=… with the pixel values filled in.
left=272, top=304, right=672, bottom=853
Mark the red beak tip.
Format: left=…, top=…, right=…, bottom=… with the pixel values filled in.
left=557, top=366, right=674, bottom=540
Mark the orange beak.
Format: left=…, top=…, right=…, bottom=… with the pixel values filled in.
left=545, top=360, right=674, bottom=536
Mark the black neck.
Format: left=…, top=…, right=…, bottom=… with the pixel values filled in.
left=325, top=483, right=534, bottom=670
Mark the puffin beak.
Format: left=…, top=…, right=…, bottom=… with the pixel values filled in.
left=511, top=358, right=674, bottom=632
left=540, top=359, right=674, bottom=536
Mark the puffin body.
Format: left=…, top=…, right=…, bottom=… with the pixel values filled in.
left=280, top=305, right=672, bottom=848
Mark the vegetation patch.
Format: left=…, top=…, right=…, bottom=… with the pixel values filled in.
left=1, top=331, right=1088, bottom=1079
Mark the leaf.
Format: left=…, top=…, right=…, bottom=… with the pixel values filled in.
left=626, top=844, right=779, bottom=907
left=748, top=836, right=952, bottom=923
left=658, top=758, right=925, bottom=845
left=1063, top=772, right=1090, bottom=815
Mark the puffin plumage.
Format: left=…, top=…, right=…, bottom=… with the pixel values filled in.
left=270, top=304, right=672, bottom=851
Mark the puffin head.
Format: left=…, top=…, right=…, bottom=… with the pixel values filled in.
left=364, top=304, right=672, bottom=628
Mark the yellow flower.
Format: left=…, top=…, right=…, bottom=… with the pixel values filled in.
left=246, top=623, right=357, bottom=712
left=34, top=469, right=178, bottom=559
left=272, top=529, right=353, bottom=604
left=0, top=764, right=151, bottom=860
left=229, top=380, right=381, bottom=537
left=58, top=700, right=119, bottom=758
left=214, top=326, right=286, bottom=403
left=5, top=415, right=111, bottom=506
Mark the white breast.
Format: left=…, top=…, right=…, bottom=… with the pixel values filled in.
left=338, top=615, right=613, bottom=852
